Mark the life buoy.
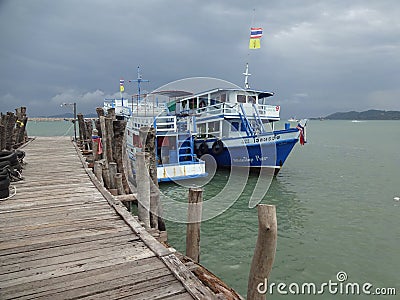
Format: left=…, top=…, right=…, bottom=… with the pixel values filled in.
left=197, top=142, right=209, bottom=156
left=211, top=140, right=224, bottom=155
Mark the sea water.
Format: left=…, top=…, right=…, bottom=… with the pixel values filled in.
left=162, top=120, right=400, bottom=299
left=29, top=120, right=400, bottom=298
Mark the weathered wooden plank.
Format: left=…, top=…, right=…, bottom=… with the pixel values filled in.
left=0, top=239, right=151, bottom=275
left=161, top=254, right=215, bottom=299
left=0, top=245, right=155, bottom=288
left=1, top=257, right=165, bottom=299
left=0, top=229, right=132, bottom=256
left=0, top=226, right=131, bottom=254
left=80, top=275, right=186, bottom=300
left=0, top=233, right=137, bottom=267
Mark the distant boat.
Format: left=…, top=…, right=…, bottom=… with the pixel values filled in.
left=288, top=117, right=299, bottom=122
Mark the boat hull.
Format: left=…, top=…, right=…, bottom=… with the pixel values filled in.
left=194, top=129, right=300, bottom=174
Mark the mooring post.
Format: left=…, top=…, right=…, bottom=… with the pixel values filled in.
left=115, top=173, right=125, bottom=195
left=186, top=188, right=203, bottom=263
left=136, top=152, right=151, bottom=229
left=247, top=204, right=277, bottom=300
left=91, top=129, right=100, bottom=161
left=93, top=161, right=103, bottom=185
left=99, top=116, right=108, bottom=164
left=108, top=162, right=118, bottom=189
left=77, top=113, right=86, bottom=145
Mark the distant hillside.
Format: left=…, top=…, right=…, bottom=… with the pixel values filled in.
left=325, top=110, right=400, bottom=120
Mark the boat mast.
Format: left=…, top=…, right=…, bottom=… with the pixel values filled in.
left=129, top=66, right=149, bottom=103
left=243, top=63, right=251, bottom=89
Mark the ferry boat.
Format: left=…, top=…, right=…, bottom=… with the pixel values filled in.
left=168, top=67, right=307, bottom=175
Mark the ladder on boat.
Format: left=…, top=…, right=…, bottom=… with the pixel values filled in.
left=239, top=103, right=254, bottom=136
left=252, top=103, right=265, bottom=134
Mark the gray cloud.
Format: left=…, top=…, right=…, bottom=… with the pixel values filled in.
left=0, top=0, right=399, bottom=118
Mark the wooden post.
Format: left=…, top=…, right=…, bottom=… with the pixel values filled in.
left=108, top=162, right=118, bottom=189
left=91, top=129, right=100, bottom=161
left=186, top=188, right=203, bottom=263
left=99, top=116, right=108, bottom=162
left=107, top=108, right=116, bottom=120
left=104, top=117, right=114, bottom=164
left=93, top=161, right=103, bottom=185
left=115, top=173, right=124, bottom=195
left=112, top=120, right=129, bottom=193
left=77, top=113, right=86, bottom=144
left=101, top=162, right=111, bottom=189
left=95, top=107, right=104, bottom=137
left=136, top=152, right=151, bottom=229
left=5, top=112, right=17, bottom=150
left=85, top=119, right=93, bottom=150
left=247, top=204, right=277, bottom=300
left=0, top=124, right=5, bottom=150
left=139, top=126, right=165, bottom=230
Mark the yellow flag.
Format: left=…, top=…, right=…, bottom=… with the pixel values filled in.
left=120, top=85, right=124, bottom=92
left=249, top=38, right=261, bottom=49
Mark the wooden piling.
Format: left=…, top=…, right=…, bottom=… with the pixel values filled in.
left=247, top=204, right=277, bottom=300
left=95, top=107, right=104, bottom=137
left=93, top=161, right=103, bottom=185
left=136, top=152, right=151, bottom=229
left=84, top=119, right=93, bottom=149
left=5, top=112, right=17, bottom=150
left=91, top=129, right=100, bottom=161
left=112, top=120, right=129, bottom=193
left=115, top=173, right=124, bottom=195
left=104, top=117, right=114, bottom=164
left=0, top=124, right=5, bottom=150
left=139, top=126, right=165, bottom=231
left=77, top=113, right=86, bottom=144
left=186, top=188, right=203, bottom=263
left=109, top=162, right=118, bottom=189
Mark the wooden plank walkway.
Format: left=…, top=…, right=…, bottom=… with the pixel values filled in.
left=0, top=137, right=214, bottom=299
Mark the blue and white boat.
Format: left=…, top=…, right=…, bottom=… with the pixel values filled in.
left=168, top=67, right=307, bottom=175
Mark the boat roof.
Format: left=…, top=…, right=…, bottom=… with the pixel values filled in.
left=178, top=88, right=274, bottom=101
left=150, top=90, right=194, bottom=98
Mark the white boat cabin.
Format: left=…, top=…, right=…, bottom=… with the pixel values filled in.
left=170, top=88, right=281, bottom=138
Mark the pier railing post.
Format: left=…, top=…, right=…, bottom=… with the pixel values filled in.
left=186, top=188, right=203, bottom=263
left=136, top=152, right=151, bottom=229
left=247, top=204, right=277, bottom=300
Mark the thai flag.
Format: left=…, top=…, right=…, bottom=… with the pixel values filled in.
left=296, top=123, right=306, bottom=145
left=250, top=27, right=263, bottom=39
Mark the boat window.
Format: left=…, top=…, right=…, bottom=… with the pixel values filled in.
left=231, top=122, right=239, bottom=131
left=197, top=123, right=206, bottom=134
left=237, top=95, right=246, bottom=103
left=220, top=93, right=226, bottom=102
left=208, top=121, right=220, bottom=133
left=248, top=96, right=256, bottom=104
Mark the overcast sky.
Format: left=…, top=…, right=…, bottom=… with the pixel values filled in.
left=0, top=0, right=399, bottom=118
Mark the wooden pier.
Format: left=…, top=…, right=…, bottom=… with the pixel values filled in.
left=0, top=137, right=218, bottom=299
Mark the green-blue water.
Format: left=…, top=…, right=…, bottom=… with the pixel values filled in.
left=29, top=120, right=399, bottom=299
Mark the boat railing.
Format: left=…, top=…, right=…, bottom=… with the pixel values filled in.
left=154, top=115, right=177, bottom=132
left=196, top=102, right=240, bottom=116
left=256, top=104, right=281, bottom=119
